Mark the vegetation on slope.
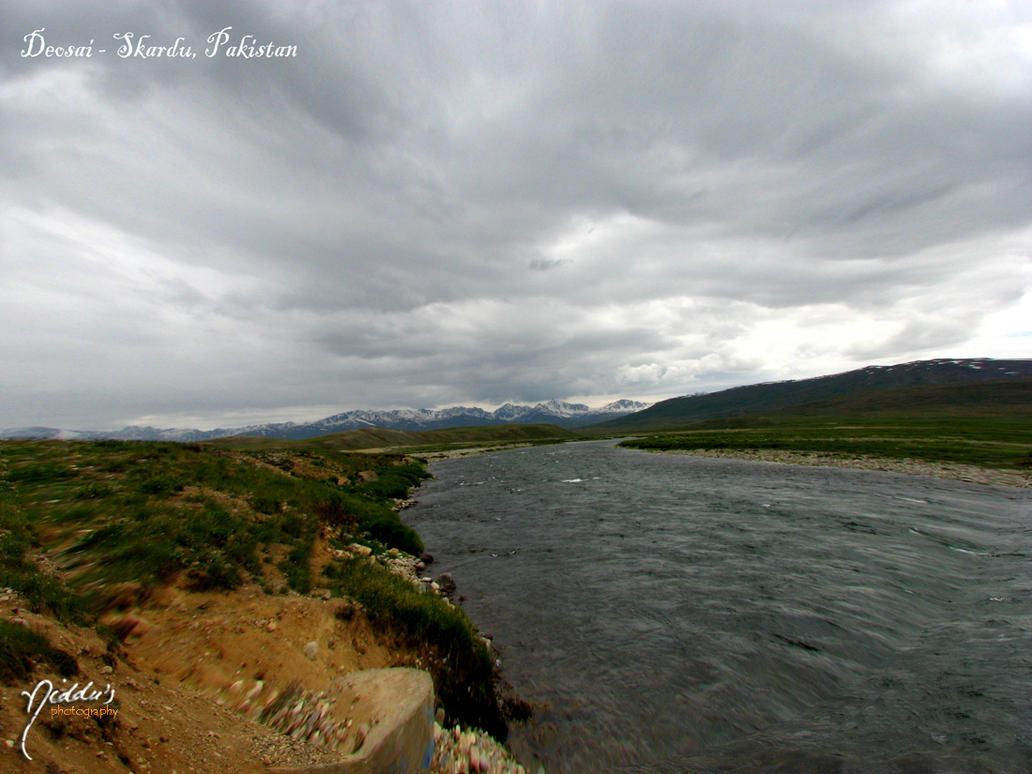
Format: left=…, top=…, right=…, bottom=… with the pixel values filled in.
left=750, top=377, right=1032, bottom=419
left=0, top=439, right=507, bottom=735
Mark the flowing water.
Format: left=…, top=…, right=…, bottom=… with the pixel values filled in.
left=403, top=441, right=1032, bottom=773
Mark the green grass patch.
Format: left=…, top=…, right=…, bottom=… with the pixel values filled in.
left=324, top=558, right=502, bottom=737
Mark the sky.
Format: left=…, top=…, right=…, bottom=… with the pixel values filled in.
left=2, top=0, right=1030, bottom=430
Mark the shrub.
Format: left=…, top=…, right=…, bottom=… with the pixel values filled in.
left=137, top=476, right=184, bottom=496
left=281, top=524, right=316, bottom=594
left=0, top=621, right=78, bottom=684
left=186, top=556, right=242, bottom=591
left=0, top=505, right=87, bottom=623
left=248, top=494, right=281, bottom=514
left=358, top=462, right=427, bottom=500
left=328, top=559, right=502, bottom=737
left=362, top=515, right=424, bottom=556
left=7, top=463, right=75, bottom=483
left=75, top=483, right=113, bottom=500
left=18, top=574, right=88, bottom=623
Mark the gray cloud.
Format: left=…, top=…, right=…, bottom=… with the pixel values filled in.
left=1, top=0, right=1030, bottom=429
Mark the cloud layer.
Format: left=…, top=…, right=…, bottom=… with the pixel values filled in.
left=2, top=0, right=1030, bottom=428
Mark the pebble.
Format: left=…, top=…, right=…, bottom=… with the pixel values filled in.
left=437, top=573, right=457, bottom=597
left=257, top=681, right=354, bottom=752
left=249, top=681, right=531, bottom=773
left=431, top=722, right=529, bottom=774
left=381, top=553, right=425, bottom=588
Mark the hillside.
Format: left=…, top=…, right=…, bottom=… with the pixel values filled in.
left=710, top=377, right=1032, bottom=423
left=0, top=440, right=528, bottom=772
left=595, top=358, right=1032, bottom=431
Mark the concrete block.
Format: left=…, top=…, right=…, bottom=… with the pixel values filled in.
left=269, top=667, right=435, bottom=774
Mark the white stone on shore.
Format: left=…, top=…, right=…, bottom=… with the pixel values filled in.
left=430, top=722, right=529, bottom=774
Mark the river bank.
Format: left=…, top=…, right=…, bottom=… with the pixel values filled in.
left=641, top=447, right=1030, bottom=487
left=405, top=437, right=1030, bottom=487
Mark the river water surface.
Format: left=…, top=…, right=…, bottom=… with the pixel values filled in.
left=403, top=441, right=1031, bottom=773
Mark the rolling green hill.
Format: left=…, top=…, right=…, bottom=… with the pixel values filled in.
left=785, top=377, right=1029, bottom=418
left=594, top=358, right=1032, bottom=432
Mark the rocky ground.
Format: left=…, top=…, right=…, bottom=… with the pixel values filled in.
left=432, top=724, right=537, bottom=774
left=0, top=564, right=531, bottom=773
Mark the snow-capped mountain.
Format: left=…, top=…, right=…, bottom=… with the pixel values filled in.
left=1, top=399, right=651, bottom=441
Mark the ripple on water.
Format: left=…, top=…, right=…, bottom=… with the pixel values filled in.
left=404, top=441, right=1032, bottom=773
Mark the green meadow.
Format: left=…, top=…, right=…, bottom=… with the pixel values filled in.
left=619, top=417, right=1031, bottom=472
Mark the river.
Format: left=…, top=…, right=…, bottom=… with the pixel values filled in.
left=403, top=440, right=1032, bottom=773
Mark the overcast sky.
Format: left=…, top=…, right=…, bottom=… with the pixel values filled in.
left=2, top=0, right=1030, bottom=430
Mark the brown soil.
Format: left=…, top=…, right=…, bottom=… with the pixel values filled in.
left=0, top=581, right=427, bottom=773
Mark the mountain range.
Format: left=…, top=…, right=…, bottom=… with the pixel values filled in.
left=1, top=399, right=650, bottom=441
left=5, top=358, right=1030, bottom=442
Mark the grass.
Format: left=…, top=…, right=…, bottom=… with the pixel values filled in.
left=0, top=499, right=88, bottom=623
left=0, top=440, right=428, bottom=602
left=620, top=415, right=1032, bottom=472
